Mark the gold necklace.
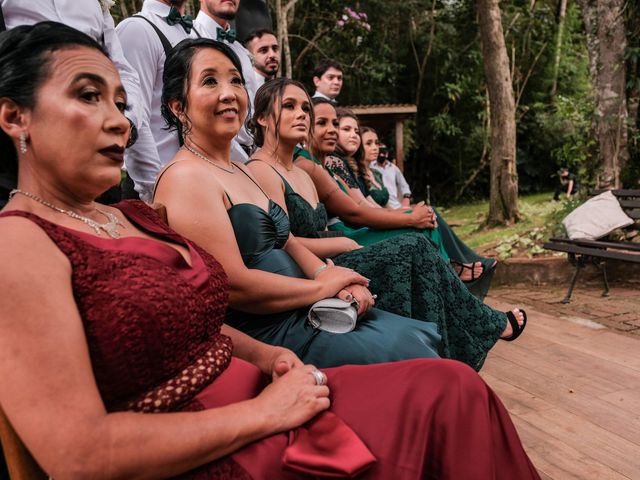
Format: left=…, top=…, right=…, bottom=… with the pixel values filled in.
left=9, top=189, right=123, bottom=238
left=272, top=154, right=294, bottom=172
left=184, top=144, right=235, bottom=174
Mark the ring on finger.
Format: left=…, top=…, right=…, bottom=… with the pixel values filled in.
left=310, top=368, right=326, bottom=386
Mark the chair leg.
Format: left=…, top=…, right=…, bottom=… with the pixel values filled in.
left=600, top=261, right=610, bottom=297
left=561, top=263, right=583, bottom=304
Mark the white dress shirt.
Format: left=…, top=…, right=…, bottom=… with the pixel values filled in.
left=193, top=10, right=258, bottom=163
left=116, top=0, right=197, bottom=202
left=255, top=71, right=267, bottom=89
left=370, top=160, right=411, bottom=209
left=0, top=0, right=142, bottom=129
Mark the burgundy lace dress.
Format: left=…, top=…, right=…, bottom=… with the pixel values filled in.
left=0, top=201, right=540, bottom=480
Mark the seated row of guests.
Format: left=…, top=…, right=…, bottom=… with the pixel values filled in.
left=0, top=23, right=539, bottom=478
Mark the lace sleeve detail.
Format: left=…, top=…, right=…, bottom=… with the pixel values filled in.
left=325, top=156, right=360, bottom=189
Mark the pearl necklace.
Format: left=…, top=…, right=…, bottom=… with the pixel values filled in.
left=184, top=144, right=236, bottom=173
left=9, top=189, right=124, bottom=239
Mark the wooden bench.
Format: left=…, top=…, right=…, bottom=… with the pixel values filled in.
left=543, top=189, right=640, bottom=303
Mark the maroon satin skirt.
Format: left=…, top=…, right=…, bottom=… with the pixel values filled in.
left=192, top=357, right=539, bottom=479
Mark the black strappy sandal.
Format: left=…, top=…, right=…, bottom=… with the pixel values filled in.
left=451, top=261, right=484, bottom=283
left=500, top=309, right=528, bottom=342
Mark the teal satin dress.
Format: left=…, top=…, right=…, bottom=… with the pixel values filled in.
left=223, top=189, right=442, bottom=368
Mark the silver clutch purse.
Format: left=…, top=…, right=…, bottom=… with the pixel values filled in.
left=308, top=298, right=359, bottom=334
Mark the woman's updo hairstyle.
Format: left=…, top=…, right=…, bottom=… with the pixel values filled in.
left=248, top=77, right=314, bottom=147
left=161, top=38, right=247, bottom=143
left=0, top=22, right=108, bottom=179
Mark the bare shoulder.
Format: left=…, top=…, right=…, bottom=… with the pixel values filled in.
left=157, top=157, right=226, bottom=197
left=0, top=214, right=71, bottom=292
left=294, top=156, right=317, bottom=174
left=246, top=160, right=282, bottom=189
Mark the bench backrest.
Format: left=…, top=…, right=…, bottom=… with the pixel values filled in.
left=590, top=189, right=640, bottom=221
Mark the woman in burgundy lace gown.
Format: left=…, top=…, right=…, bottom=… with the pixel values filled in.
left=0, top=23, right=539, bottom=479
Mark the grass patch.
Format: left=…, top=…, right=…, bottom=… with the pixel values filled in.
left=437, top=192, right=578, bottom=258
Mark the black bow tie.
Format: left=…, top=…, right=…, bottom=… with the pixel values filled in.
left=166, top=6, right=193, bottom=34
left=216, top=27, right=236, bottom=43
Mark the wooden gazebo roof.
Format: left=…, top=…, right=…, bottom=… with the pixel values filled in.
left=343, top=104, right=418, bottom=170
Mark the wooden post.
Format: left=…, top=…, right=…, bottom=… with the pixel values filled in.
left=395, top=119, right=404, bottom=171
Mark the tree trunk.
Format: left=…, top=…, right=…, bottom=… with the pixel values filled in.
left=550, top=0, right=568, bottom=99
left=477, top=0, right=520, bottom=225
left=273, top=0, right=298, bottom=78
left=576, top=0, right=629, bottom=188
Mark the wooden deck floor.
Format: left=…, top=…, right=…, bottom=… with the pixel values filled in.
left=482, top=297, right=640, bottom=480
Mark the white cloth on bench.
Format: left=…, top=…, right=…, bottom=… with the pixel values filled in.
left=563, top=190, right=634, bottom=240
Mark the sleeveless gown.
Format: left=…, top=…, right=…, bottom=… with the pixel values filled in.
left=293, top=147, right=496, bottom=299
left=0, top=202, right=541, bottom=480
left=221, top=179, right=442, bottom=367
left=265, top=166, right=505, bottom=370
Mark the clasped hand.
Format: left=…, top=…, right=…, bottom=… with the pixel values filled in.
left=256, top=348, right=331, bottom=432
left=411, top=202, right=437, bottom=229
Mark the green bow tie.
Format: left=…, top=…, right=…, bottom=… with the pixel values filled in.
left=216, top=27, right=236, bottom=43
left=166, top=6, right=193, bottom=34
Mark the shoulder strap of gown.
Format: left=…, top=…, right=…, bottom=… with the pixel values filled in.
left=246, top=159, right=295, bottom=194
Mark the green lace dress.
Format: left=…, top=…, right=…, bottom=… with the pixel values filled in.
left=263, top=162, right=506, bottom=370
left=293, top=147, right=496, bottom=300
left=367, top=169, right=390, bottom=207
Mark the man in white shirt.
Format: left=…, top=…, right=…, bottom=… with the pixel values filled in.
left=194, top=0, right=258, bottom=163
left=370, top=147, right=412, bottom=209
left=312, top=58, right=343, bottom=104
left=116, top=0, right=197, bottom=202
left=243, top=28, right=279, bottom=89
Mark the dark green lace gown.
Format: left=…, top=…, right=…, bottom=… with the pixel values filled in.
left=367, top=169, right=390, bottom=207
left=268, top=165, right=506, bottom=370
left=294, top=147, right=496, bottom=300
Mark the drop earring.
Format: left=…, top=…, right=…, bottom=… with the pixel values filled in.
left=19, top=132, right=27, bottom=154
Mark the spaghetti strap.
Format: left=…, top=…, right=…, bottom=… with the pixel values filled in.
left=234, top=162, right=271, bottom=201
left=247, top=159, right=296, bottom=195
left=153, top=160, right=235, bottom=206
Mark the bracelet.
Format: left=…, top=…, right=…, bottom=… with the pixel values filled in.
left=313, top=263, right=328, bottom=279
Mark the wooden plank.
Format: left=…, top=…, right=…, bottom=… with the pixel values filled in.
left=480, top=372, right=555, bottom=416
left=600, top=388, right=640, bottom=416
left=542, top=243, right=640, bottom=262
left=518, top=408, right=640, bottom=478
left=486, top=298, right=640, bottom=371
left=509, top=417, right=631, bottom=480
left=547, top=237, right=640, bottom=252
left=484, top=352, right=640, bottom=447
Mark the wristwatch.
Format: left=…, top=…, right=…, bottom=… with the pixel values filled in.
left=126, top=118, right=138, bottom=148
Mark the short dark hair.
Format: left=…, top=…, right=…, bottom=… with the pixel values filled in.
left=311, top=97, right=335, bottom=108
left=161, top=38, right=247, bottom=143
left=312, top=58, right=343, bottom=79
left=0, top=22, right=108, bottom=179
left=243, top=28, right=276, bottom=48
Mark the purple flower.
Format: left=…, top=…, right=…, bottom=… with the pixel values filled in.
left=336, top=19, right=346, bottom=27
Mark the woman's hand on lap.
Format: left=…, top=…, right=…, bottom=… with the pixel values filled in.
left=342, top=284, right=375, bottom=315
left=255, top=365, right=330, bottom=432
left=259, top=346, right=304, bottom=380
left=315, top=259, right=369, bottom=297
